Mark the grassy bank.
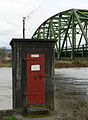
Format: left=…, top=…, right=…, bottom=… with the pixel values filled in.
left=55, top=58, right=88, bottom=68
left=0, top=59, right=11, bottom=67
left=0, top=58, right=88, bottom=68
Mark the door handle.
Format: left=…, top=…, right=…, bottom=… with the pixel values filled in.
left=37, top=75, right=46, bottom=77
left=34, top=75, right=46, bottom=79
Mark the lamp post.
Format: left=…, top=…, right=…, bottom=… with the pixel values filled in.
left=22, top=6, right=40, bottom=39
left=23, top=17, right=26, bottom=39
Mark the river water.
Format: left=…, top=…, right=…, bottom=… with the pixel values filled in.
left=0, top=67, right=88, bottom=114
left=0, top=68, right=12, bottom=110
left=55, top=67, right=88, bottom=115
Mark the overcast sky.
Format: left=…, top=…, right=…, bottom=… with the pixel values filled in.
left=0, top=0, right=88, bottom=48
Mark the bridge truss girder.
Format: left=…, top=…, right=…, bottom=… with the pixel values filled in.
left=32, top=9, right=88, bottom=59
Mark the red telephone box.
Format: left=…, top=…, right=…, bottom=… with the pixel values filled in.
left=25, top=53, right=45, bottom=104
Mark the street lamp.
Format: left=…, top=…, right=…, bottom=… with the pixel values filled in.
left=23, top=17, right=26, bottom=39
left=23, top=6, right=40, bottom=39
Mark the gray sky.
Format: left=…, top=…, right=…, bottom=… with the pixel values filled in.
left=0, top=0, right=88, bottom=48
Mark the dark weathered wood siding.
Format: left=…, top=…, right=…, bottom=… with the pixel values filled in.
left=10, top=39, right=57, bottom=110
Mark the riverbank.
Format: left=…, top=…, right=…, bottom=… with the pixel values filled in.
left=0, top=58, right=88, bottom=68
left=55, top=58, right=88, bottom=68
left=0, top=59, right=11, bottom=67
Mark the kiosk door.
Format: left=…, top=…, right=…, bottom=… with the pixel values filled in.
left=26, top=53, right=45, bottom=104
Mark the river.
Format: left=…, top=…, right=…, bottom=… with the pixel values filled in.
left=0, top=67, right=88, bottom=114
left=55, top=67, right=88, bottom=115
left=0, top=67, right=12, bottom=110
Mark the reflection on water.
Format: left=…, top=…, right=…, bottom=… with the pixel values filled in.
left=55, top=67, right=88, bottom=114
left=0, top=67, right=88, bottom=113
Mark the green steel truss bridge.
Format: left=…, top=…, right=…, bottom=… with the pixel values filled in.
left=32, top=9, right=88, bottom=59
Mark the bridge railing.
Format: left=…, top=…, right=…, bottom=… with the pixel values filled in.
left=63, top=44, right=88, bottom=51
left=58, top=44, right=88, bottom=58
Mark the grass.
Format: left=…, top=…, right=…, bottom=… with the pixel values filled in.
left=3, top=117, right=18, bottom=120
left=0, top=63, right=11, bottom=67
left=0, top=59, right=11, bottom=67
left=22, top=114, right=50, bottom=118
left=55, top=58, right=88, bottom=68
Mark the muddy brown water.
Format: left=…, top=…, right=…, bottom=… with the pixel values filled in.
left=55, top=67, right=88, bottom=115
left=0, top=67, right=88, bottom=116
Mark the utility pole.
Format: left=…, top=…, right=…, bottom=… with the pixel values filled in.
left=23, top=6, right=40, bottom=39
